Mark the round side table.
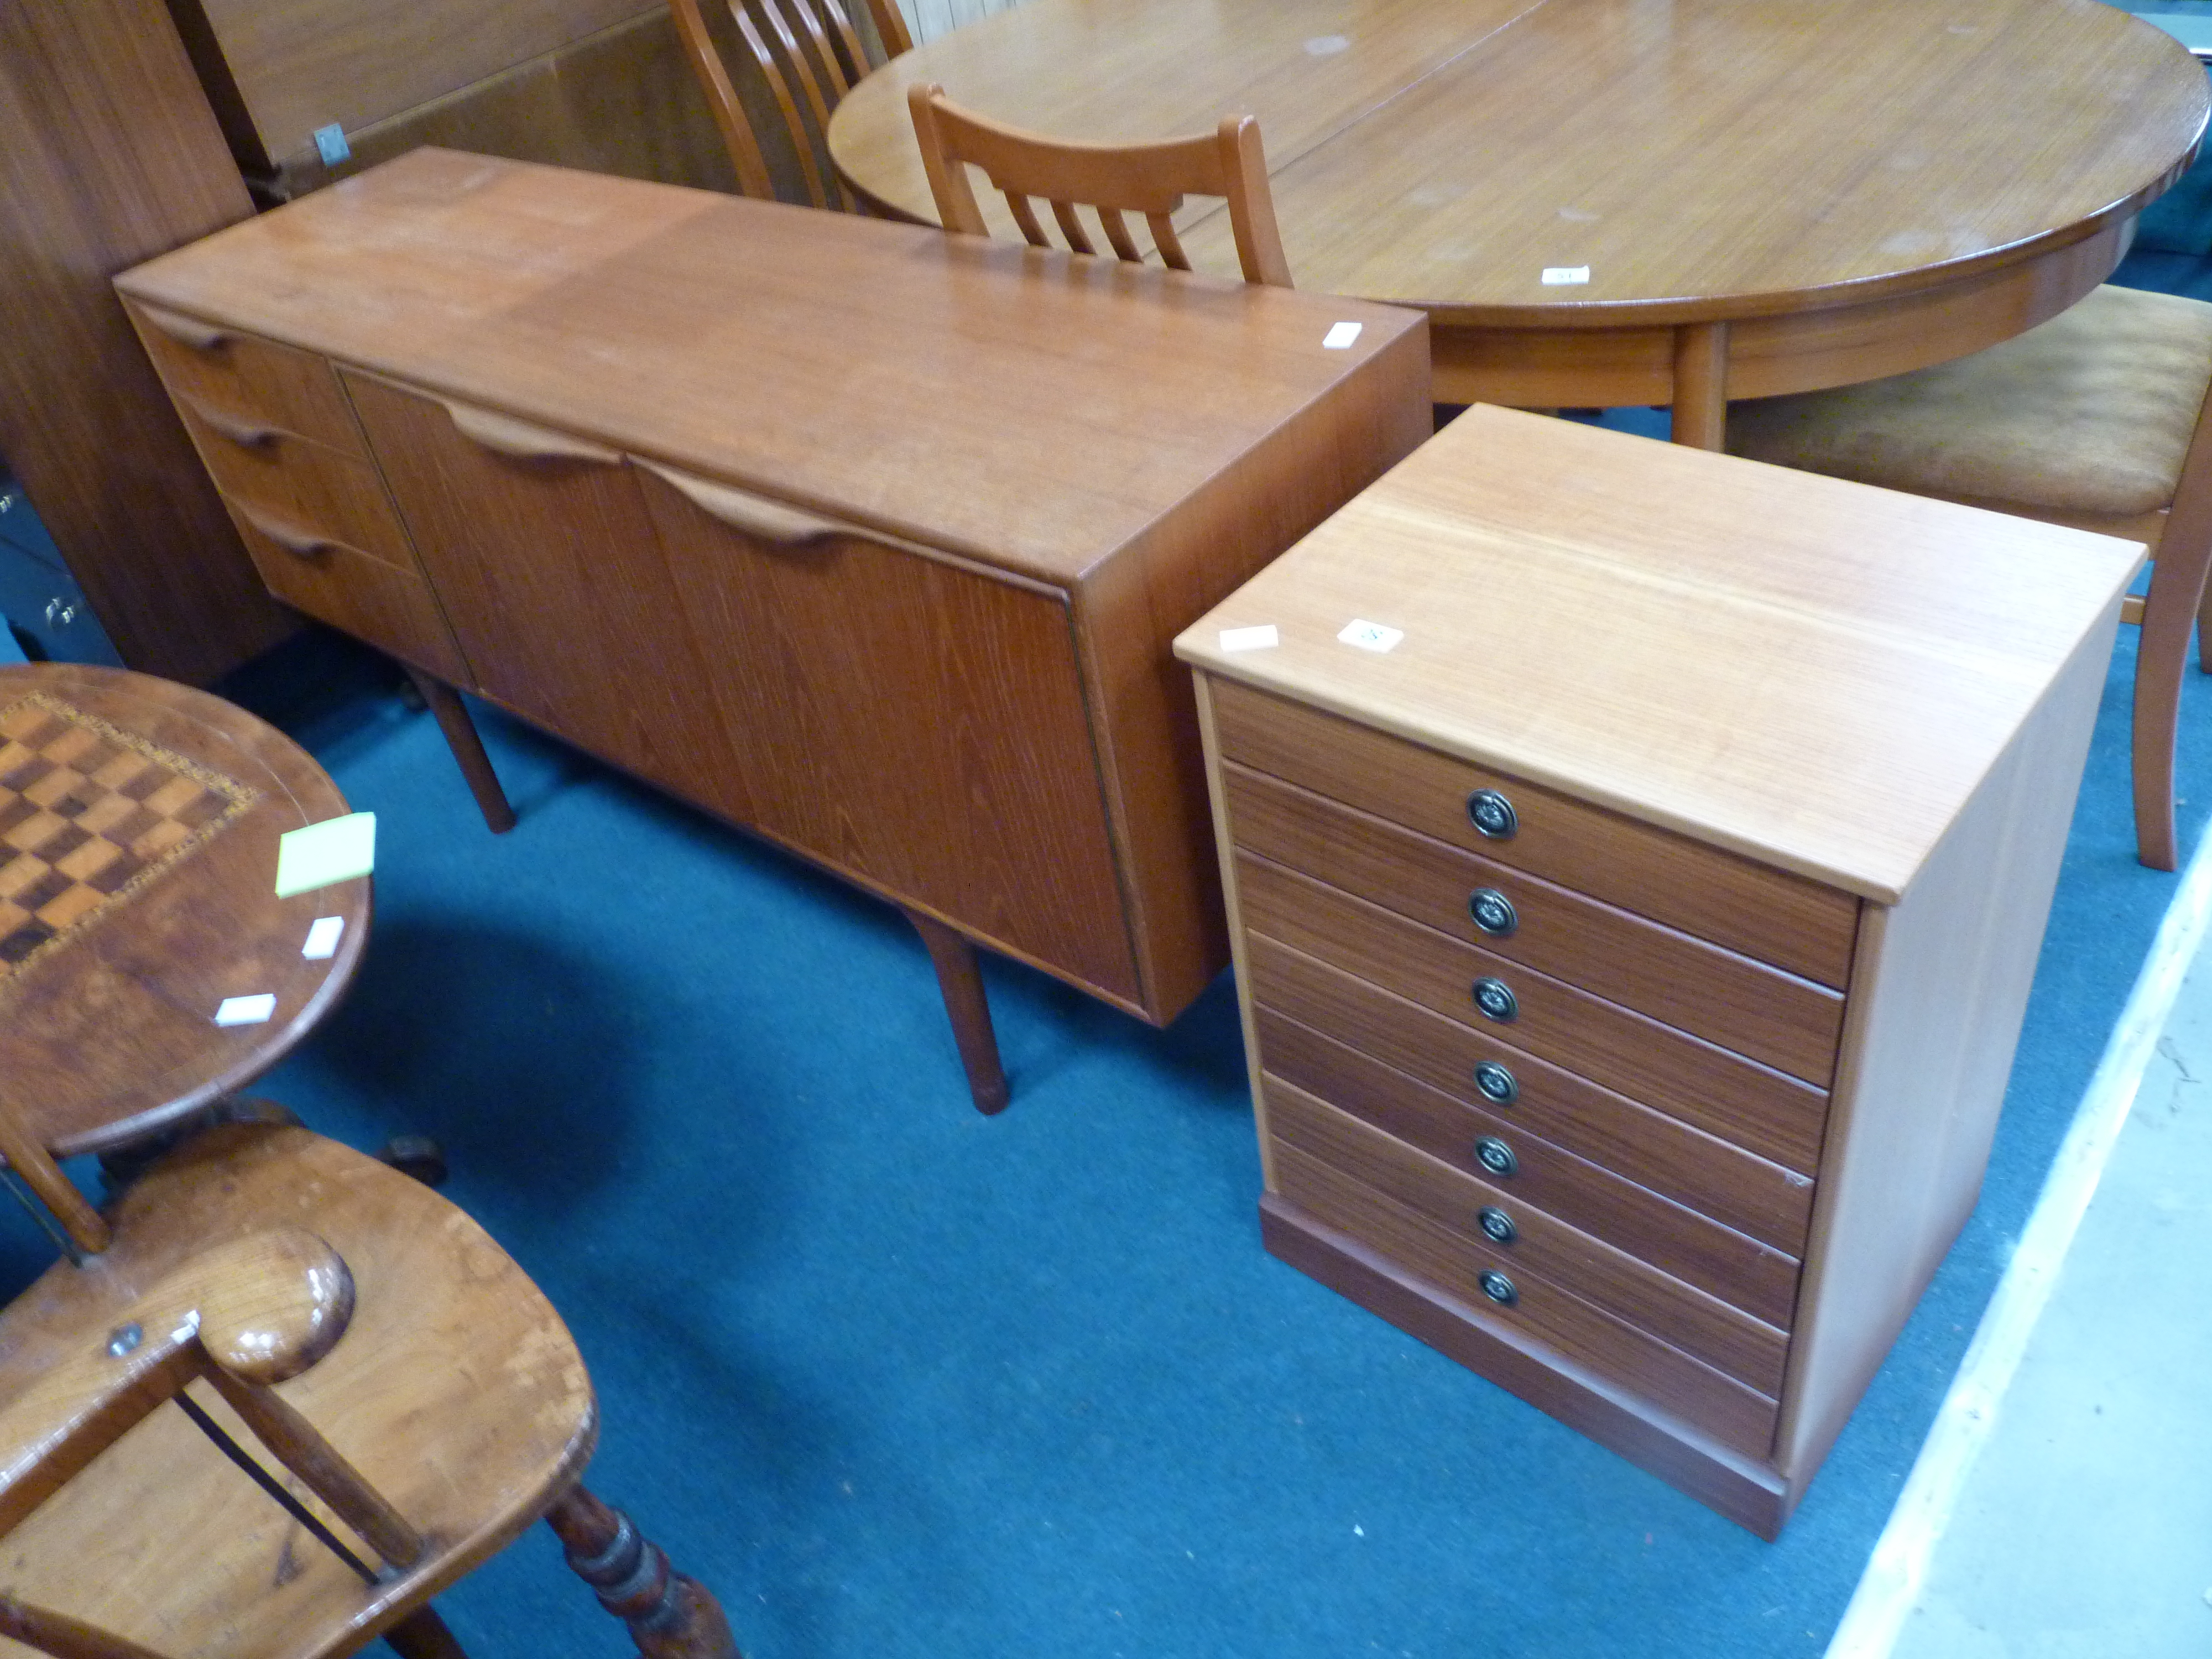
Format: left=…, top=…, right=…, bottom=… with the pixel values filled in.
left=0, top=664, right=369, bottom=1170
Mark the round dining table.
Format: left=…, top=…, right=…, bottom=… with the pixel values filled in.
left=830, top=0, right=2210, bottom=447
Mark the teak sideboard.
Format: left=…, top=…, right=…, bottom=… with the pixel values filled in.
left=1176, top=406, right=2142, bottom=1535
left=114, top=149, right=1431, bottom=1108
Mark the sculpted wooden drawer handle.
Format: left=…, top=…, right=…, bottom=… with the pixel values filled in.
left=639, top=461, right=852, bottom=546
left=229, top=499, right=354, bottom=561
left=179, top=392, right=280, bottom=450
left=137, top=304, right=231, bottom=351
left=442, top=400, right=623, bottom=465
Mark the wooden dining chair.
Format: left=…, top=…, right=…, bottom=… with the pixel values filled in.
left=1726, top=283, right=2212, bottom=870
left=666, top=0, right=912, bottom=208
left=0, top=1104, right=738, bottom=1659
left=906, top=84, right=1293, bottom=288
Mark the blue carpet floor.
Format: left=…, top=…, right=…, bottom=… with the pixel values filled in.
left=57, top=488, right=2192, bottom=1659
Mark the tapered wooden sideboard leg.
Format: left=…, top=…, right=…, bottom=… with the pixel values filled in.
left=546, top=1485, right=740, bottom=1659
left=905, top=908, right=1011, bottom=1115
left=385, top=1606, right=470, bottom=1658
left=403, top=667, right=517, bottom=834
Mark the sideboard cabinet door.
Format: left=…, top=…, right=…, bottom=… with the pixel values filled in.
left=340, top=372, right=749, bottom=812
left=633, top=463, right=1140, bottom=1005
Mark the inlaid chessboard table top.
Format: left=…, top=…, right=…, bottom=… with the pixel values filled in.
left=0, top=664, right=369, bottom=1158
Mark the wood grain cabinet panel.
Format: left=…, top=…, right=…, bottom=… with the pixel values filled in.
left=1178, top=406, right=2138, bottom=1535
left=338, top=372, right=752, bottom=817
left=635, top=467, right=1138, bottom=1001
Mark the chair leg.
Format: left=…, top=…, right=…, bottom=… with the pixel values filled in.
left=402, top=668, right=517, bottom=834
left=546, top=1485, right=740, bottom=1659
left=2135, top=529, right=2212, bottom=870
left=385, top=1606, right=469, bottom=1659
left=904, top=908, right=1011, bottom=1114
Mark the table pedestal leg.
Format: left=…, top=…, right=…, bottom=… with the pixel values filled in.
left=404, top=668, right=517, bottom=834
left=1671, top=321, right=1730, bottom=451
left=904, top=909, right=1011, bottom=1115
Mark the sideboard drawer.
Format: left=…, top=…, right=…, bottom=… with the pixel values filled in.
left=1224, top=760, right=1845, bottom=1080
left=1245, top=933, right=1818, bottom=1249
left=1238, top=852, right=1833, bottom=1172
left=124, top=302, right=366, bottom=457
left=225, top=497, right=470, bottom=684
left=1256, top=1005, right=1803, bottom=1326
left=1271, top=1112, right=1779, bottom=1459
left=1212, top=679, right=1860, bottom=989
left=177, top=409, right=420, bottom=576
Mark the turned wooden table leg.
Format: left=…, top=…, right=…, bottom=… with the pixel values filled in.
left=402, top=667, right=517, bottom=834
left=1671, top=321, right=1730, bottom=451
left=546, top=1485, right=739, bottom=1659
left=385, top=1606, right=470, bottom=1659
left=904, top=909, right=1011, bottom=1115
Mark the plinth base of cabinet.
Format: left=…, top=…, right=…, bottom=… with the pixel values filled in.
left=1258, top=1193, right=1797, bottom=1538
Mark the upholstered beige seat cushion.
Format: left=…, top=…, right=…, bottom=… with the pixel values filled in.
left=1726, top=284, right=2212, bottom=517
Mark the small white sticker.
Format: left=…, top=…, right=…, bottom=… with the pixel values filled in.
left=1322, top=321, right=1364, bottom=350
left=1542, top=266, right=1591, bottom=285
left=214, top=994, right=278, bottom=1027
left=1305, top=33, right=1349, bottom=54
left=313, top=123, right=351, bottom=165
left=1337, top=619, right=1404, bottom=654
left=302, top=915, right=346, bottom=959
left=1219, top=624, right=1279, bottom=653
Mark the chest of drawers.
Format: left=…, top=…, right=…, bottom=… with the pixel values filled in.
left=113, top=149, right=1430, bottom=1108
left=1174, top=405, right=2141, bottom=1535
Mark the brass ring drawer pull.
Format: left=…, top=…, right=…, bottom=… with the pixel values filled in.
left=1468, top=887, right=1517, bottom=937
left=1472, top=1061, right=1517, bottom=1105
left=1472, top=976, right=1517, bottom=1022
left=1467, top=787, right=1517, bottom=839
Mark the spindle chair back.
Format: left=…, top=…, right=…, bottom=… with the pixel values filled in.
left=668, top=0, right=912, bottom=207
left=907, top=82, right=1293, bottom=287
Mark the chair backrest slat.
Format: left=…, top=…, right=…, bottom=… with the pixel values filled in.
left=668, top=0, right=911, bottom=207
left=908, top=85, right=1293, bottom=287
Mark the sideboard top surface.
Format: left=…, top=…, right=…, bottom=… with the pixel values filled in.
left=115, top=148, right=1426, bottom=585
left=1176, top=404, right=2142, bottom=903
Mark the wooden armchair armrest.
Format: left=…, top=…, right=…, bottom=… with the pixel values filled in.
left=0, top=1228, right=355, bottom=1540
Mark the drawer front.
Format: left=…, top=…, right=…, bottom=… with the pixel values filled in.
left=177, top=409, right=420, bottom=575
left=1240, top=852, right=1831, bottom=1173
left=1256, top=1005, right=1802, bottom=1328
left=1271, top=1118, right=1778, bottom=1459
left=1225, top=760, right=1843, bottom=1083
left=1247, top=933, right=1817, bottom=1248
left=226, top=497, right=471, bottom=684
left=1268, top=1079, right=1788, bottom=1395
left=1212, top=678, right=1859, bottom=989
left=127, top=302, right=366, bottom=456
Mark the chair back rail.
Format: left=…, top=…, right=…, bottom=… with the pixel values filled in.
left=907, top=84, right=1292, bottom=287
left=669, top=0, right=911, bottom=207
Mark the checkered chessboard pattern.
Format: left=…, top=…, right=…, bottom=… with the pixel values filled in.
left=0, top=693, right=258, bottom=980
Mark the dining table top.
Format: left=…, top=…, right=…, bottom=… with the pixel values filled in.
left=830, top=0, right=2210, bottom=329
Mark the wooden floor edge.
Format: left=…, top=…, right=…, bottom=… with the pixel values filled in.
left=1258, top=1193, right=1796, bottom=1538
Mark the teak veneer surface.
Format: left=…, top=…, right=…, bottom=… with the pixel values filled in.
left=1179, top=406, right=2141, bottom=904
left=115, top=147, right=1423, bottom=586
left=831, top=0, right=2205, bottom=322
